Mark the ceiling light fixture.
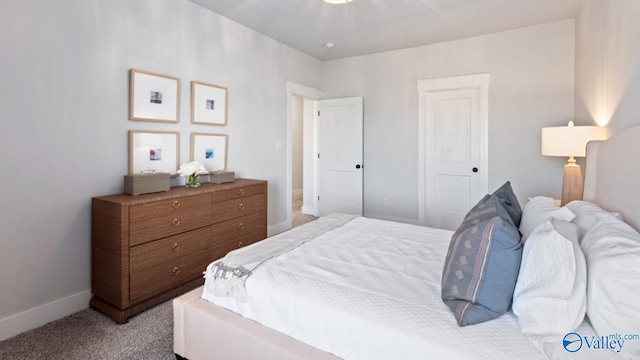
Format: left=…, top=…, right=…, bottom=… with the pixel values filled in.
left=323, top=0, right=353, bottom=4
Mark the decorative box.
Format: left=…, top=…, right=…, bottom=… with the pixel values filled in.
left=210, top=171, right=235, bottom=184
left=124, top=172, right=170, bottom=196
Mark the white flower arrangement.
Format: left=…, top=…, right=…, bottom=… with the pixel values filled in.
left=177, top=161, right=209, bottom=187
left=177, top=161, right=209, bottom=177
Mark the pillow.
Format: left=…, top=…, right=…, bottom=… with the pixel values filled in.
left=519, top=197, right=575, bottom=240
left=581, top=213, right=640, bottom=358
left=565, top=200, right=623, bottom=238
left=441, top=196, right=523, bottom=326
left=490, top=181, right=523, bottom=228
left=512, top=219, right=586, bottom=354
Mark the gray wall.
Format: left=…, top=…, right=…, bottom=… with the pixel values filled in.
left=575, top=0, right=640, bottom=132
left=322, top=20, right=576, bottom=223
left=0, top=0, right=322, bottom=339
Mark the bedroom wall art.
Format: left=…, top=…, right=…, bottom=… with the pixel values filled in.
left=190, top=132, right=228, bottom=172
left=129, top=69, right=180, bottom=123
left=191, top=81, right=228, bottom=126
left=128, top=130, right=180, bottom=175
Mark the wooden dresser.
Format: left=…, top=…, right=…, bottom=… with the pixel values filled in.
left=91, top=179, right=267, bottom=323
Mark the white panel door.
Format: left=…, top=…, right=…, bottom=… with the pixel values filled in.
left=418, top=74, right=489, bottom=230
left=317, top=97, right=363, bottom=216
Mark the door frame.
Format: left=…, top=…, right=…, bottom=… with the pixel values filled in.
left=286, top=81, right=321, bottom=231
left=417, top=73, right=490, bottom=226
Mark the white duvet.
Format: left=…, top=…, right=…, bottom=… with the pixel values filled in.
left=202, top=215, right=620, bottom=360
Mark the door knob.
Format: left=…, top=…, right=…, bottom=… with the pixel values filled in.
left=472, top=167, right=478, bottom=173
left=355, top=164, right=362, bottom=169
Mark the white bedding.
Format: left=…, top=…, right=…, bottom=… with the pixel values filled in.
left=202, top=215, right=621, bottom=360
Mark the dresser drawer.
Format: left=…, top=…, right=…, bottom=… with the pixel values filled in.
left=211, top=193, right=266, bottom=224
left=129, top=194, right=211, bottom=246
left=129, top=227, right=212, bottom=303
left=212, top=212, right=266, bottom=260
left=211, top=184, right=266, bottom=203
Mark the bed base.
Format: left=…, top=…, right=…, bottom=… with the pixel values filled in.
left=173, top=287, right=340, bottom=360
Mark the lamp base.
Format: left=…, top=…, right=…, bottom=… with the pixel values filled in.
left=561, top=163, right=583, bottom=206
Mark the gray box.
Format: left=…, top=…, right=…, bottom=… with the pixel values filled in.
left=210, top=171, right=235, bottom=184
left=124, top=172, right=170, bottom=196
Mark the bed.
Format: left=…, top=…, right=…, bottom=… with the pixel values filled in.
left=174, top=124, right=640, bottom=360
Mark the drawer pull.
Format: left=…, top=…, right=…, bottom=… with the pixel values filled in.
left=172, top=267, right=181, bottom=276
left=239, top=203, right=245, bottom=210
left=172, top=243, right=180, bottom=251
left=172, top=200, right=181, bottom=209
left=238, top=222, right=245, bottom=230
left=238, top=241, right=244, bottom=248
left=172, top=218, right=181, bottom=227
left=238, top=188, right=245, bottom=196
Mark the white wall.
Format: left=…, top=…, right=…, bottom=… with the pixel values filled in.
left=322, top=20, right=575, bottom=223
left=0, top=0, right=322, bottom=339
left=575, top=0, right=640, bottom=132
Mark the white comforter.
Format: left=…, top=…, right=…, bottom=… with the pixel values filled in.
left=202, top=215, right=620, bottom=360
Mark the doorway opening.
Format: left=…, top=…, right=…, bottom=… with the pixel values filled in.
left=286, top=82, right=321, bottom=230
left=291, top=94, right=318, bottom=228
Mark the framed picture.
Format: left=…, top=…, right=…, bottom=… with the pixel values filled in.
left=191, top=81, right=227, bottom=126
left=129, top=130, right=180, bottom=175
left=190, top=133, right=228, bottom=172
left=129, top=69, right=180, bottom=123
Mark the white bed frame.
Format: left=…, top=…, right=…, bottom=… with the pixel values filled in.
left=174, top=124, right=640, bottom=360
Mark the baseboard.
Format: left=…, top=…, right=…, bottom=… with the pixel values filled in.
left=301, top=205, right=315, bottom=216
left=268, top=220, right=291, bottom=237
left=0, top=289, right=92, bottom=341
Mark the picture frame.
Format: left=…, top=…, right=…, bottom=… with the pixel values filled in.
left=191, top=81, right=227, bottom=126
left=190, top=133, right=228, bottom=172
left=129, top=69, right=180, bottom=123
left=129, top=130, right=180, bottom=175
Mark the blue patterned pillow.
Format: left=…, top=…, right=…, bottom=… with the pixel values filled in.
left=490, top=181, right=522, bottom=228
left=441, top=195, right=523, bottom=326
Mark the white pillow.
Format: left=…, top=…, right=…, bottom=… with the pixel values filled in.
left=513, top=219, right=586, bottom=355
left=581, top=213, right=640, bottom=358
left=519, top=197, right=575, bottom=240
left=565, top=200, right=623, bottom=238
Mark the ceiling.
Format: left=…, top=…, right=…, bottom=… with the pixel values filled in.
left=188, top=0, right=584, bottom=61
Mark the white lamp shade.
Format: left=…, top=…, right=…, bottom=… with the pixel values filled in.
left=541, top=123, right=608, bottom=157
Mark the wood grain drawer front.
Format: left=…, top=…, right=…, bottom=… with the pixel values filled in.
left=212, top=230, right=266, bottom=261
left=211, top=184, right=266, bottom=203
left=211, top=193, right=266, bottom=224
left=212, top=212, right=266, bottom=258
left=129, top=194, right=211, bottom=246
left=129, top=227, right=211, bottom=303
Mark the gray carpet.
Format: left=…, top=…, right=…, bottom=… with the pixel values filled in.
left=0, top=300, right=174, bottom=360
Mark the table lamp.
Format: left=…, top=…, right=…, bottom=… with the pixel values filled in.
left=541, top=121, right=608, bottom=206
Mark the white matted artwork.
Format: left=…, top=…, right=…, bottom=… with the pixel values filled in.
left=130, top=69, right=180, bottom=123
left=191, top=81, right=227, bottom=126
left=129, top=130, right=180, bottom=175
left=190, top=133, right=228, bottom=172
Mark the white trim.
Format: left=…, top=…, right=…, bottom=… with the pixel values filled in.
left=268, top=220, right=290, bottom=237
left=0, top=289, right=92, bottom=341
left=286, top=81, right=322, bottom=229
left=417, top=73, right=490, bottom=226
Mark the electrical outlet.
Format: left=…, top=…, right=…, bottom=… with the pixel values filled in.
left=383, top=197, right=390, bottom=207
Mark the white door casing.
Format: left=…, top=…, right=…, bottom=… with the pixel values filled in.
left=418, top=74, right=489, bottom=230
left=317, top=97, right=364, bottom=217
